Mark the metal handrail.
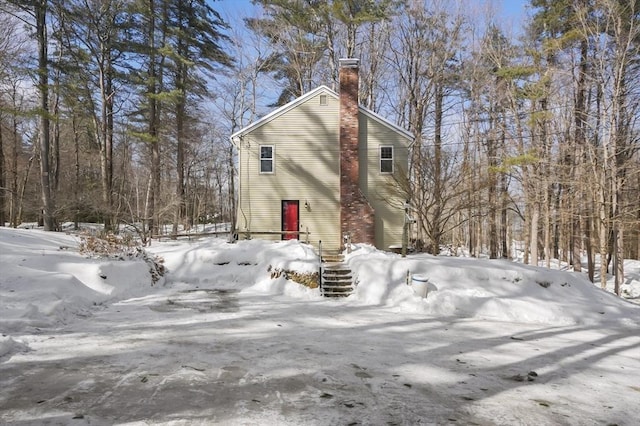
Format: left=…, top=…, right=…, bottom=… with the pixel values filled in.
left=318, top=240, right=323, bottom=295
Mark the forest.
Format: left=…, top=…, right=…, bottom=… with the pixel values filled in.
left=0, top=0, right=638, bottom=293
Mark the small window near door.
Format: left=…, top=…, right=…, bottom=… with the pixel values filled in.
left=380, top=146, right=393, bottom=173
left=260, top=145, right=274, bottom=173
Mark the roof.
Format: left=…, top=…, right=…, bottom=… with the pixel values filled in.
left=230, top=85, right=414, bottom=143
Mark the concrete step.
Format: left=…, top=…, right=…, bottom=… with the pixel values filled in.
left=322, top=275, right=352, bottom=281
left=323, top=280, right=352, bottom=286
left=322, top=292, right=352, bottom=297
left=322, top=283, right=353, bottom=292
left=321, top=260, right=354, bottom=298
left=324, top=282, right=351, bottom=287
left=322, top=292, right=351, bottom=297
left=322, top=255, right=345, bottom=263
left=323, top=269, right=352, bottom=277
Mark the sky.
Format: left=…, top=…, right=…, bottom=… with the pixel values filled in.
left=209, top=0, right=531, bottom=121
left=214, top=0, right=529, bottom=27
left=1, top=226, right=639, bottom=424
left=501, top=0, right=528, bottom=20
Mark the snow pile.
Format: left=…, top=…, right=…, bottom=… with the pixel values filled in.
left=621, top=260, right=640, bottom=299
left=1, top=228, right=640, bottom=425
left=346, top=245, right=640, bottom=326
left=0, top=336, right=30, bottom=361
left=150, top=238, right=320, bottom=299
left=2, top=228, right=639, bottom=339
left=112, top=235, right=640, bottom=327
left=0, top=228, right=163, bottom=335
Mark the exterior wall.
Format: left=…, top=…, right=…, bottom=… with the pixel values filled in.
left=234, top=86, right=411, bottom=252
left=236, top=89, right=342, bottom=251
left=358, top=114, right=410, bottom=250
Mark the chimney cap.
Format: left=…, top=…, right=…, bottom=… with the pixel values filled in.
left=339, top=58, right=359, bottom=68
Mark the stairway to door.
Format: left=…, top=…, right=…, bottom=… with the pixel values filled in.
left=319, top=252, right=354, bottom=297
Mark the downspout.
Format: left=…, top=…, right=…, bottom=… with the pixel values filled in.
left=230, top=135, right=250, bottom=233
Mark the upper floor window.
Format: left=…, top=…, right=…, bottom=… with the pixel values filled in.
left=380, top=146, right=393, bottom=173
left=260, top=145, right=274, bottom=173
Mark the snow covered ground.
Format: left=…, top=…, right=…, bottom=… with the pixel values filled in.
left=1, top=227, right=639, bottom=425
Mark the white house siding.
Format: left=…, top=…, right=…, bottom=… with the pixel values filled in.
left=358, top=114, right=410, bottom=250
left=236, top=90, right=342, bottom=251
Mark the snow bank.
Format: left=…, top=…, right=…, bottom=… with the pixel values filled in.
left=0, top=335, right=30, bottom=361
left=2, top=229, right=639, bottom=425
left=148, top=238, right=319, bottom=297
left=149, top=237, right=640, bottom=326
left=345, top=244, right=640, bottom=326
left=619, top=260, right=640, bottom=300
left=0, top=228, right=163, bottom=334
left=2, top=227, right=639, bottom=343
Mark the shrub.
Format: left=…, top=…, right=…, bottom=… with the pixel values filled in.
left=79, top=233, right=165, bottom=284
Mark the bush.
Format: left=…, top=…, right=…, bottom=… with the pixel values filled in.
left=269, top=266, right=319, bottom=289
left=79, top=233, right=165, bottom=284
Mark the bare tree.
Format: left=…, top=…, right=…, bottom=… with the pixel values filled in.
left=1, top=0, right=57, bottom=229
left=388, top=1, right=466, bottom=254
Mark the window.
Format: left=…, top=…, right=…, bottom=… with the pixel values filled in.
left=380, top=146, right=393, bottom=173
left=319, top=94, right=327, bottom=105
left=260, top=145, right=274, bottom=173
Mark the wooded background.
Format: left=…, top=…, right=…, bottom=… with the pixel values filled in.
left=0, top=0, right=638, bottom=292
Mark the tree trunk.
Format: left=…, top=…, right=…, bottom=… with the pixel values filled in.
left=52, top=53, right=61, bottom=197
left=543, top=177, right=551, bottom=268
left=145, top=0, right=161, bottom=237
left=18, top=148, right=36, bottom=226
left=530, top=201, right=540, bottom=266
left=73, top=115, right=80, bottom=230
left=172, top=2, right=188, bottom=235
left=584, top=214, right=595, bottom=282
left=614, top=227, right=623, bottom=295
left=430, top=83, right=443, bottom=255
left=173, top=97, right=185, bottom=236
left=572, top=39, right=588, bottom=272
left=487, top=117, right=498, bottom=259
left=36, top=1, right=55, bottom=231
left=0, top=116, right=5, bottom=227
left=228, top=143, right=236, bottom=235
left=572, top=201, right=582, bottom=271
left=105, top=69, right=114, bottom=230
left=143, top=172, right=153, bottom=244
left=552, top=184, right=562, bottom=259
left=10, top=102, right=18, bottom=228
left=598, top=169, right=608, bottom=289
left=500, top=137, right=509, bottom=259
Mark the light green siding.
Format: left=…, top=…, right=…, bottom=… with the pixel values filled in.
left=359, top=115, right=409, bottom=250
left=236, top=89, right=342, bottom=250
left=234, top=86, right=411, bottom=252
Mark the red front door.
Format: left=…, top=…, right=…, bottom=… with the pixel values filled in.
left=282, top=200, right=299, bottom=240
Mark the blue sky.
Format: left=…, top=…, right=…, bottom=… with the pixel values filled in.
left=214, top=0, right=528, bottom=24
left=501, top=0, right=528, bottom=19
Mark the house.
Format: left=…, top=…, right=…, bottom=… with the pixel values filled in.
left=230, top=58, right=413, bottom=252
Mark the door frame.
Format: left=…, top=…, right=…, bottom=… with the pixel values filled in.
left=281, top=200, right=300, bottom=240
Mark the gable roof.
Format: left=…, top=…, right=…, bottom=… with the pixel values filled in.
left=230, top=85, right=414, bottom=143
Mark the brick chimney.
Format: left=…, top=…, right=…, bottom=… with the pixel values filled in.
left=339, top=58, right=375, bottom=248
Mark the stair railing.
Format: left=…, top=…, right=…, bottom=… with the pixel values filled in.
left=318, top=240, right=323, bottom=295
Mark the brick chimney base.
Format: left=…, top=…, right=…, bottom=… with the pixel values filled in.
left=341, top=196, right=375, bottom=249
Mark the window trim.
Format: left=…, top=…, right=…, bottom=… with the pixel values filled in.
left=260, top=145, right=275, bottom=174
left=380, top=145, right=394, bottom=174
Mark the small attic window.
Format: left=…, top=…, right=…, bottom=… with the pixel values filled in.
left=319, top=94, right=327, bottom=105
